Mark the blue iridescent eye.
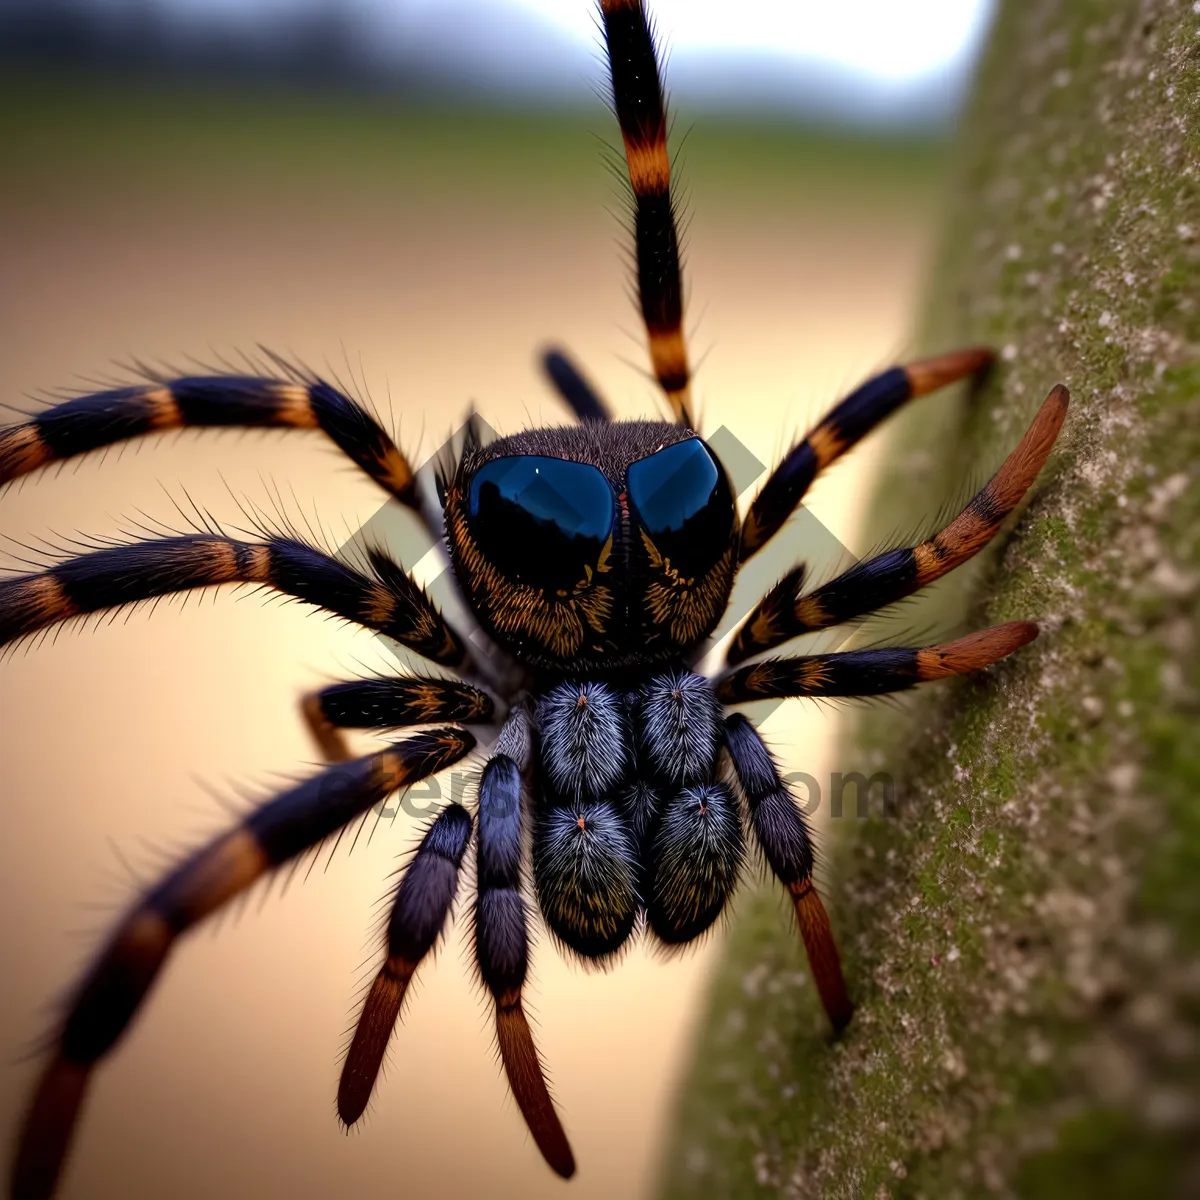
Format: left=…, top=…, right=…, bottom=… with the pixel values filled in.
left=468, top=455, right=615, bottom=592
left=627, top=438, right=734, bottom=578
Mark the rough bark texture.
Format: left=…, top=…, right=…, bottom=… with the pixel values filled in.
left=662, top=2, right=1200, bottom=1197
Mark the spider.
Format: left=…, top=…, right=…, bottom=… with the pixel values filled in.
left=2, top=2, right=1069, bottom=1196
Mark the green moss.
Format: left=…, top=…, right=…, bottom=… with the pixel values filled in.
left=661, top=2, right=1200, bottom=1196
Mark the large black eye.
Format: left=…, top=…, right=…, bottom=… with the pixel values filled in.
left=627, top=438, right=734, bottom=578
left=467, top=455, right=615, bottom=592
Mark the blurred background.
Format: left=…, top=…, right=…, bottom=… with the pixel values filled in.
left=0, top=2, right=991, bottom=1197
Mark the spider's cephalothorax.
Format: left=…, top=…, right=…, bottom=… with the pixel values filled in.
left=444, top=420, right=738, bottom=676
left=2, top=2, right=1069, bottom=1196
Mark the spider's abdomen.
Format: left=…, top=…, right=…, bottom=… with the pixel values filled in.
left=532, top=671, right=735, bottom=959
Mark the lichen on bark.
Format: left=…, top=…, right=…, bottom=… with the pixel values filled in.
left=661, top=2, right=1200, bottom=1196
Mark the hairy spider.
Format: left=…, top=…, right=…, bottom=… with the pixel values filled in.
left=2, top=2, right=1069, bottom=1196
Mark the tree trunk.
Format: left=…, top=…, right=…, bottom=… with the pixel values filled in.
left=662, top=2, right=1200, bottom=1196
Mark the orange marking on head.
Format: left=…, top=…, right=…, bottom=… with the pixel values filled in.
left=0, top=424, right=53, bottom=480
left=903, top=346, right=994, bottom=397
left=916, top=621, right=1039, bottom=681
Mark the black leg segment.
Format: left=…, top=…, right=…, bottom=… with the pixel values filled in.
left=10, top=729, right=474, bottom=1200
left=338, top=801, right=474, bottom=1124
left=718, top=621, right=1039, bottom=705
left=0, top=533, right=467, bottom=667
left=729, top=385, right=1068, bottom=662
left=473, top=706, right=575, bottom=1179
left=0, top=375, right=420, bottom=508
left=723, top=715, right=852, bottom=1033
left=541, top=348, right=612, bottom=423
left=600, top=0, right=692, bottom=423
left=739, top=347, right=995, bottom=562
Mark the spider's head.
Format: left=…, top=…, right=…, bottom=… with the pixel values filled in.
left=443, top=420, right=738, bottom=677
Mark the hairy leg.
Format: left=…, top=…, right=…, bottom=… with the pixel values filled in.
left=723, top=715, right=853, bottom=1033
left=738, top=347, right=995, bottom=562
left=301, top=675, right=496, bottom=762
left=11, top=729, right=474, bottom=1200
left=540, top=348, right=612, bottom=423
left=0, top=533, right=467, bottom=668
left=474, top=705, right=575, bottom=1179
left=0, top=374, right=421, bottom=510
left=717, top=621, right=1039, bottom=705
left=338, top=802, right=473, bottom=1123
left=729, top=385, right=1069, bottom=663
left=600, top=0, right=693, bottom=423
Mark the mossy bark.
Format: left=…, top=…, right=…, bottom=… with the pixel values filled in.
left=661, top=2, right=1200, bottom=1197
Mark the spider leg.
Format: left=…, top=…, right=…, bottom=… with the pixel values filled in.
left=0, top=533, right=468, bottom=668
left=717, top=621, right=1039, bottom=705
left=722, top=715, right=853, bottom=1033
left=10, top=729, right=474, bottom=1200
left=474, top=705, right=576, bottom=1179
left=540, top=348, right=612, bottom=422
left=739, top=346, right=996, bottom=562
left=301, top=675, right=497, bottom=763
left=729, top=384, right=1069, bottom=663
left=0, top=374, right=422, bottom=512
left=600, top=0, right=693, bottom=425
left=338, top=802, right=473, bottom=1125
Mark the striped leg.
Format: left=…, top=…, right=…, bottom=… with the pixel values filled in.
left=338, top=802, right=473, bottom=1124
left=600, top=0, right=692, bottom=425
left=739, top=347, right=996, bottom=562
left=729, top=385, right=1069, bottom=663
left=474, top=706, right=575, bottom=1178
left=301, top=675, right=496, bottom=762
left=717, top=621, right=1039, bottom=705
left=723, top=715, right=853, bottom=1033
left=540, top=349, right=612, bottom=423
left=10, top=729, right=474, bottom=1200
left=0, top=375, right=420, bottom=510
left=0, top=533, right=467, bottom=668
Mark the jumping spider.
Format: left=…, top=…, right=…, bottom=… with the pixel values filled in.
left=2, top=1, right=1068, bottom=1195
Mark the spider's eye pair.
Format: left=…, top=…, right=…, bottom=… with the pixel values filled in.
left=467, top=439, right=733, bottom=591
